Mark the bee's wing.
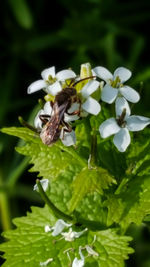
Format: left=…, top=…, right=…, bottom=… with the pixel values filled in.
left=57, top=101, right=69, bottom=122
left=40, top=101, right=68, bottom=146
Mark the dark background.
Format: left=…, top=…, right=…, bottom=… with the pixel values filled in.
left=0, top=0, right=150, bottom=266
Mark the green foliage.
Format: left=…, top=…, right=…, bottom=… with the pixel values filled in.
left=1, top=126, right=115, bottom=216
left=0, top=205, right=133, bottom=267
left=1, top=104, right=150, bottom=267
left=1, top=114, right=150, bottom=266
left=1, top=0, right=150, bottom=265
left=8, top=0, right=33, bottom=29
left=69, top=166, right=115, bottom=212
left=92, top=229, right=134, bottom=267
left=105, top=133, right=150, bottom=230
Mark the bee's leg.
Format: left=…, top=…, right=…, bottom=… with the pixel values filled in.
left=61, top=127, right=72, bottom=140
left=62, top=121, right=72, bottom=132
left=50, top=101, right=54, bottom=108
left=39, top=114, right=51, bottom=124
left=67, top=110, right=80, bottom=115
left=61, top=121, right=72, bottom=140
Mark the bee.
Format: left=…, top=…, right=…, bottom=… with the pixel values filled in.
left=39, top=87, right=79, bottom=146
left=39, top=76, right=95, bottom=146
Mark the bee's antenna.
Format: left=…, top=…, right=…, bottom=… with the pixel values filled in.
left=73, top=76, right=96, bottom=87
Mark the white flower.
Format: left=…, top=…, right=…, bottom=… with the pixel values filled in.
left=51, top=219, right=72, bottom=236
left=33, top=179, right=50, bottom=192
left=99, top=97, right=150, bottom=152
left=34, top=101, right=52, bottom=130
left=60, top=128, right=76, bottom=147
left=61, top=228, right=88, bottom=242
left=44, top=220, right=72, bottom=236
left=64, top=102, right=80, bottom=122
left=34, top=101, right=76, bottom=146
left=93, top=66, right=140, bottom=104
left=80, top=80, right=101, bottom=115
left=72, top=247, right=84, bottom=267
left=27, top=66, right=76, bottom=95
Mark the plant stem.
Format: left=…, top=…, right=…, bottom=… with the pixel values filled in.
left=89, top=130, right=97, bottom=168
left=18, top=116, right=38, bottom=133
left=36, top=179, right=73, bottom=222
left=36, top=180, right=111, bottom=230
left=7, top=157, right=29, bottom=187
left=0, top=171, right=11, bottom=230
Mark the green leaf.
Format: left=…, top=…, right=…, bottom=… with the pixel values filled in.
left=76, top=192, right=107, bottom=223
left=0, top=205, right=133, bottom=267
left=1, top=127, right=115, bottom=216
left=97, top=140, right=127, bottom=179
left=126, top=132, right=150, bottom=177
left=104, top=132, right=150, bottom=230
left=90, top=229, right=134, bottom=267
left=106, top=175, right=150, bottom=229
left=1, top=127, right=39, bottom=143
left=69, top=166, right=116, bottom=212
left=8, top=0, right=33, bottom=29
left=0, top=206, right=58, bottom=266
left=1, top=127, right=84, bottom=181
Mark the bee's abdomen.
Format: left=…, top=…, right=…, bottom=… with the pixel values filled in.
left=40, top=123, right=60, bottom=146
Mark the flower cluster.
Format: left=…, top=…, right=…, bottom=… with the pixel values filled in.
left=34, top=180, right=99, bottom=266
left=43, top=219, right=98, bottom=267
left=28, top=63, right=150, bottom=152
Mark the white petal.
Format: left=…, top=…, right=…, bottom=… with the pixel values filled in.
left=82, top=96, right=101, bottom=115
left=81, top=80, right=100, bottom=98
left=62, top=228, right=87, bottom=241
left=52, top=219, right=72, bottom=236
left=79, top=247, right=84, bottom=261
left=101, top=84, right=118, bottom=103
left=45, top=225, right=52, bottom=233
left=126, top=115, right=150, bottom=131
left=60, top=129, right=76, bottom=146
left=33, top=179, right=50, bottom=192
left=68, top=102, right=80, bottom=113
left=41, top=66, right=55, bottom=80
left=85, top=245, right=99, bottom=256
left=113, top=128, right=131, bottom=152
left=47, top=81, right=62, bottom=95
left=99, top=118, right=120, bottom=138
left=61, top=228, right=74, bottom=241
left=73, top=228, right=88, bottom=239
left=72, top=258, right=84, bottom=267
left=43, top=102, right=52, bottom=115
left=34, top=109, right=45, bottom=129
left=40, top=258, right=53, bottom=266
left=119, top=86, right=140, bottom=103
left=72, top=247, right=84, bottom=267
left=113, top=67, right=131, bottom=83
left=64, top=113, right=79, bottom=122
left=92, top=66, right=113, bottom=82
left=80, top=62, right=92, bottom=78
left=115, top=97, right=131, bottom=118
left=27, top=80, right=47, bottom=94
left=56, top=69, right=76, bottom=81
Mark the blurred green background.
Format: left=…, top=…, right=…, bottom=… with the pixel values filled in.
left=0, top=0, right=150, bottom=266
